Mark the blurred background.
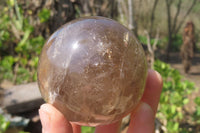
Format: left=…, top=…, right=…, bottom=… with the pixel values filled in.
left=0, top=0, right=200, bottom=133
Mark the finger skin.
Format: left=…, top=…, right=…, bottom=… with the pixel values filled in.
left=127, top=69, right=163, bottom=133
left=141, top=69, right=163, bottom=114
left=39, top=104, right=74, bottom=133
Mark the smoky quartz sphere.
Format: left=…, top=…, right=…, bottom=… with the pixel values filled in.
left=38, top=16, right=147, bottom=126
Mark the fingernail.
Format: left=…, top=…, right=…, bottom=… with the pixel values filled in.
left=136, top=102, right=154, bottom=127
left=128, top=102, right=155, bottom=133
left=138, top=102, right=154, bottom=115
left=148, top=69, right=163, bottom=87
left=154, top=70, right=163, bottom=83
left=132, top=102, right=154, bottom=119
left=39, top=106, right=51, bottom=133
left=139, top=102, right=154, bottom=130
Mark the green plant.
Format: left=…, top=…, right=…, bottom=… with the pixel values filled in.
left=0, top=1, right=46, bottom=84
left=0, top=114, right=10, bottom=133
left=171, top=34, right=183, bottom=52
left=81, top=126, right=95, bottom=133
left=19, top=131, right=30, bottom=133
left=38, top=8, right=51, bottom=23
left=162, top=34, right=183, bottom=52
left=154, top=60, right=196, bottom=132
left=138, top=35, right=160, bottom=46
left=193, top=97, right=200, bottom=124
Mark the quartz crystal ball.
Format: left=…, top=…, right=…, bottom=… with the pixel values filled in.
left=38, top=16, right=147, bottom=126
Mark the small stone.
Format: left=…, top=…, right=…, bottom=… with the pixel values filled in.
left=37, top=16, right=147, bottom=126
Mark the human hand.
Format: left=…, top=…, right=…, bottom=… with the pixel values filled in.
left=39, top=69, right=163, bottom=133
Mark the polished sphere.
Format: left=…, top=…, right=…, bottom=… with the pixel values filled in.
left=37, top=16, right=147, bottom=126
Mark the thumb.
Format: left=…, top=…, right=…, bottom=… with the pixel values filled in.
left=39, top=104, right=73, bottom=133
